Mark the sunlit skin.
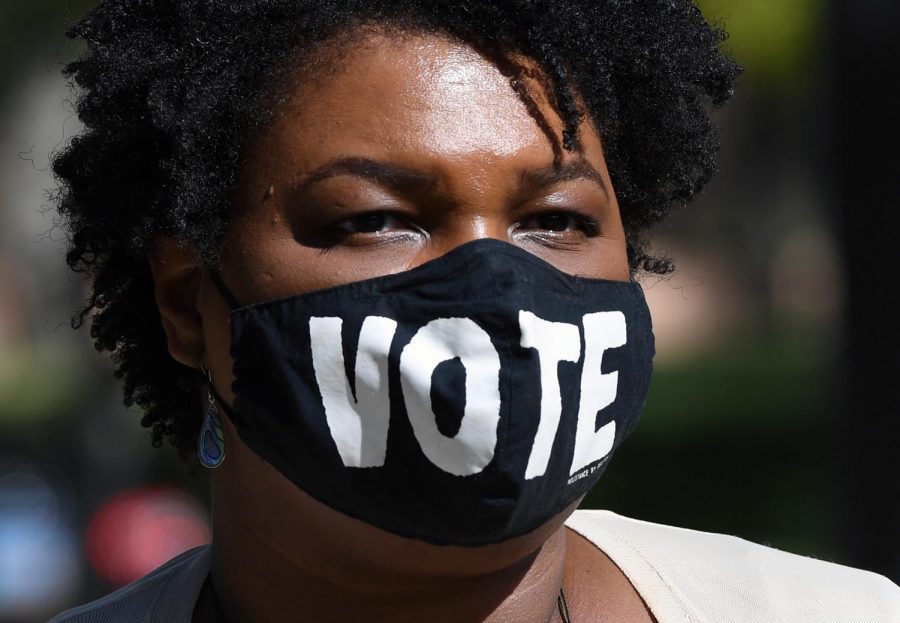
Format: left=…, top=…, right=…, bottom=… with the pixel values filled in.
left=150, top=29, right=655, bottom=623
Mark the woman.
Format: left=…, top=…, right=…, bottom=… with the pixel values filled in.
left=48, top=1, right=899, bottom=622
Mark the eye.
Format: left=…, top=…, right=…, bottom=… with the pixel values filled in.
left=322, top=210, right=426, bottom=248
left=524, top=213, right=580, bottom=232
left=517, top=210, right=599, bottom=236
left=332, top=211, right=417, bottom=235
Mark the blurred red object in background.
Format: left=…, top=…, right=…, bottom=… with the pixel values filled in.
left=85, top=486, right=211, bottom=586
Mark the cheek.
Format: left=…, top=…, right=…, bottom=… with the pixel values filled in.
left=520, top=236, right=630, bottom=281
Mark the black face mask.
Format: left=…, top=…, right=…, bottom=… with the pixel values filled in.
left=209, top=239, right=654, bottom=546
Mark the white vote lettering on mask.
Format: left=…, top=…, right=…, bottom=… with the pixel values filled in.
left=570, top=312, right=626, bottom=476
left=309, top=311, right=626, bottom=479
left=310, top=316, right=397, bottom=468
left=400, top=318, right=502, bottom=476
left=518, top=311, right=582, bottom=479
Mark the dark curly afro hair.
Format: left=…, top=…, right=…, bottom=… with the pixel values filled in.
left=53, top=0, right=740, bottom=458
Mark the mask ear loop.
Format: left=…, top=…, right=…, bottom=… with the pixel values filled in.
left=201, top=271, right=244, bottom=427
left=208, top=269, right=242, bottom=310
left=198, top=362, right=226, bottom=469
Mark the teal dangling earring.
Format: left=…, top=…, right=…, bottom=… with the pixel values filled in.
left=199, top=365, right=225, bottom=469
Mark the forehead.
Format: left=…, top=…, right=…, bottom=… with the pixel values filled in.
left=242, top=30, right=603, bottom=186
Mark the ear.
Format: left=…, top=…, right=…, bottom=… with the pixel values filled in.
left=148, top=237, right=205, bottom=369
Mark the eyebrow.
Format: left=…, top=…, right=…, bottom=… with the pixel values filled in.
left=518, top=161, right=608, bottom=196
left=296, top=157, right=439, bottom=195
left=294, top=156, right=607, bottom=197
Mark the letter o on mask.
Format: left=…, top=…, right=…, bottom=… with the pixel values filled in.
left=399, top=318, right=502, bottom=476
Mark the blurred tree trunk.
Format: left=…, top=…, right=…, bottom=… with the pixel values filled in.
left=832, top=0, right=900, bottom=582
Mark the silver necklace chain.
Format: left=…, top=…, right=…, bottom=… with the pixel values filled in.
left=557, top=587, right=573, bottom=623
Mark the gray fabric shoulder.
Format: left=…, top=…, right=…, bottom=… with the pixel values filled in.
left=566, top=509, right=900, bottom=623
left=47, top=545, right=211, bottom=623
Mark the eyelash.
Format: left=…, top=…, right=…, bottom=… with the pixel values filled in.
left=328, top=212, right=421, bottom=238
left=514, top=210, right=600, bottom=237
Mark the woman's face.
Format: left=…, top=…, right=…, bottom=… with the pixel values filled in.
left=216, top=30, right=628, bottom=305
left=185, top=29, right=630, bottom=562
